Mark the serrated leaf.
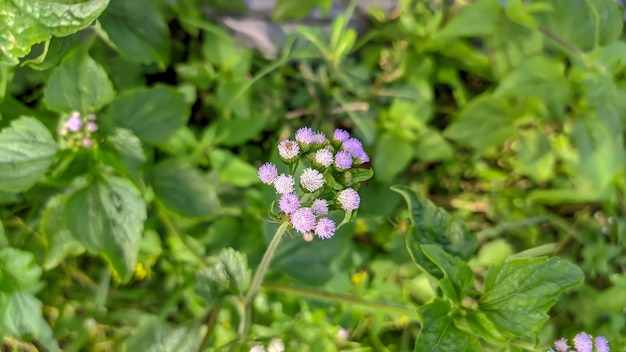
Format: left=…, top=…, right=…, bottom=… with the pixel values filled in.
left=478, top=257, right=584, bottom=337
left=43, top=50, right=116, bottom=113
left=126, top=318, right=200, bottom=352
left=0, top=116, right=58, bottom=192
left=0, top=0, right=109, bottom=65
left=40, top=194, right=84, bottom=270
left=1, top=292, right=60, bottom=352
left=99, top=0, right=171, bottom=67
left=415, top=298, right=481, bottom=352
left=195, top=248, right=250, bottom=305
left=65, top=177, right=146, bottom=282
left=421, top=244, right=474, bottom=303
left=104, top=85, right=190, bottom=144
left=391, top=185, right=478, bottom=279
left=149, top=160, right=220, bottom=218
left=0, top=248, right=42, bottom=293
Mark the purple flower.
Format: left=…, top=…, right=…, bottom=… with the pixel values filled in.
left=66, top=114, right=83, bottom=132
left=554, top=338, right=569, bottom=352
left=278, top=140, right=300, bottom=163
left=81, top=138, right=93, bottom=148
left=312, top=132, right=326, bottom=144
left=279, top=193, right=300, bottom=214
left=342, top=137, right=369, bottom=163
left=273, top=174, right=295, bottom=194
left=333, top=128, right=350, bottom=143
left=313, top=149, right=334, bottom=168
left=337, top=188, right=360, bottom=211
left=295, top=127, right=314, bottom=145
left=86, top=121, right=98, bottom=132
left=315, top=218, right=336, bottom=239
left=300, top=168, right=324, bottom=192
left=573, top=332, right=593, bottom=352
left=290, top=207, right=316, bottom=233
left=258, top=162, right=278, bottom=185
left=311, top=198, right=329, bottom=216
left=334, top=151, right=353, bottom=170
left=595, top=336, right=610, bottom=352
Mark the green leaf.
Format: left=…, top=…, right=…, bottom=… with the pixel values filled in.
left=272, top=0, right=317, bottom=21
left=1, top=292, right=60, bottom=352
left=126, top=318, right=200, bottom=352
left=421, top=244, right=474, bottom=303
left=0, top=116, right=58, bottom=192
left=22, top=33, right=81, bottom=71
left=391, top=185, right=478, bottom=279
left=512, top=130, right=555, bottom=182
left=40, top=194, right=84, bottom=270
left=433, top=0, right=500, bottom=38
left=464, top=311, right=506, bottom=344
left=415, top=298, right=481, bottom=352
left=414, top=128, right=454, bottom=162
left=104, top=85, right=190, bottom=144
left=99, top=0, right=170, bottom=67
left=149, top=160, right=220, bottom=218
left=209, top=149, right=260, bottom=187
left=0, top=0, right=109, bottom=65
left=535, top=0, right=622, bottom=51
left=0, top=218, right=6, bottom=247
left=479, top=257, right=584, bottom=337
left=100, top=128, right=146, bottom=185
left=195, top=248, right=250, bottom=305
left=65, top=177, right=146, bottom=282
left=212, top=116, right=268, bottom=147
left=373, top=131, right=414, bottom=183
left=0, top=248, right=42, bottom=293
left=43, top=50, right=116, bottom=113
left=444, top=95, right=517, bottom=153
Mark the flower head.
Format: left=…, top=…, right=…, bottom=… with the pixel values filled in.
left=573, top=332, right=593, bottom=352
left=66, top=113, right=83, bottom=132
left=554, top=338, right=569, bottom=352
left=311, top=198, right=329, bottom=216
left=295, top=127, right=314, bottom=146
left=81, top=138, right=93, bottom=148
left=333, top=128, right=350, bottom=143
left=315, top=218, right=336, bottom=239
left=337, top=188, right=360, bottom=211
left=273, top=174, right=295, bottom=194
left=312, top=132, right=326, bottom=144
left=595, top=336, right=610, bottom=352
left=313, top=149, right=334, bottom=168
left=300, top=168, right=324, bottom=192
left=249, top=346, right=265, bottom=352
left=278, top=140, right=300, bottom=163
left=86, top=121, right=98, bottom=132
left=342, top=137, right=369, bottom=163
left=268, top=338, right=284, bottom=352
left=290, top=207, right=316, bottom=233
left=334, top=151, right=353, bottom=170
left=279, top=193, right=300, bottom=214
left=258, top=162, right=278, bottom=185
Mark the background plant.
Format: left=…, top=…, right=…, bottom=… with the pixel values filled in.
left=0, top=0, right=625, bottom=351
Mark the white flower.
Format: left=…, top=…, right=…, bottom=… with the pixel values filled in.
left=268, top=338, right=284, bottom=352
left=313, top=149, right=334, bottom=168
left=273, top=174, right=295, bottom=194
left=300, top=168, right=324, bottom=192
left=249, top=345, right=265, bottom=352
left=278, top=140, right=300, bottom=162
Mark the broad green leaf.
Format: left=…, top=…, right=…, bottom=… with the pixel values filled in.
left=433, top=0, right=500, bottom=38
left=100, top=128, right=146, bottom=185
left=125, top=318, right=200, bottom=352
left=272, top=0, right=317, bottom=21
left=374, top=132, right=414, bottom=183
left=444, top=95, right=517, bottom=153
left=479, top=257, right=584, bottom=337
left=0, top=248, right=42, bottom=293
left=195, top=248, right=250, bottom=305
left=212, top=116, right=268, bottom=147
left=464, top=311, right=506, bottom=344
left=43, top=50, right=116, bottom=113
left=391, top=185, right=478, bottom=279
left=1, top=292, right=60, bottom=352
left=512, top=130, right=555, bottom=182
left=149, top=159, right=220, bottom=218
left=22, top=33, right=80, bottom=71
left=0, top=0, right=109, bottom=65
left=415, top=298, right=481, bottom=352
left=421, top=244, right=474, bottom=303
left=0, top=116, right=58, bottom=192
left=104, top=85, right=190, bottom=144
left=535, top=0, right=622, bottom=51
left=209, top=149, right=260, bottom=187
left=40, top=194, right=84, bottom=270
left=99, top=0, right=170, bottom=67
left=65, top=177, right=146, bottom=282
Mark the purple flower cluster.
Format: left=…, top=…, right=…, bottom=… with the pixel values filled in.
left=548, top=332, right=609, bottom=352
left=60, top=111, right=99, bottom=150
left=258, top=128, right=372, bottom=241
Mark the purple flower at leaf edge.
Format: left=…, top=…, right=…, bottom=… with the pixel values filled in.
left=334, top=151, right=353, bottom=170
left=66, top=115, right=83, bottom=132
left=595, top=336, right=610, bottom=352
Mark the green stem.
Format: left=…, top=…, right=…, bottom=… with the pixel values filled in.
left=196, top=305, right=221, bottom=352
left=263, top=284, right=422, bottom=320
left=238, top=222, right=289, bottom=342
